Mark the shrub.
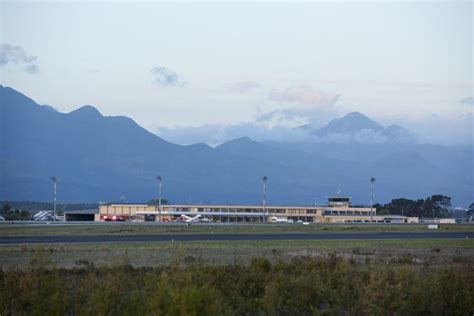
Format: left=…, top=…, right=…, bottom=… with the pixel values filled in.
left=0, top=256, right=472, bottom=315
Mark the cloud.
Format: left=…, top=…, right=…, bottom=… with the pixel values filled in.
left=150, top=66, right=185, bottom=87
left=269, top=86, right=340, bottom=109
left=0, top=44, right=39, bottom=74
left=155, top=85, right=347, bottom=145
left=228, top=81, right=260, bottom=93
left=255, top=86, right=341, bottom=129
left=461, top=97, right=474, bottom=105
left=255, top=109, right=310, bottom=128
left=309, top=130, right=391, bottom=145
left=156, top=117, right=421, bottom=146
left=401, top=112, right=473, bottom=145
left=156, top=122, right=310, bottom=146
left=24, top=64, right=39, bottom=74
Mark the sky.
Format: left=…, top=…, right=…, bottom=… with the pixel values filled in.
left=1, top=1, right=472, bottom=145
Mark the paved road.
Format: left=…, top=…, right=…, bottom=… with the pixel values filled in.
left=0, top=232, right=473, bottom=244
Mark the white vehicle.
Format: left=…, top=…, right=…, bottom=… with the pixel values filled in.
left=179, top=214, right=202, bottom=223
left=270, top=216, right=294, bottom=223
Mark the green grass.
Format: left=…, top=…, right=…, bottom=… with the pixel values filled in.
left=2, top=223, right=472, bottom=270
left=1, top=222, right=473, bottom=236
left=1, top=239, right=472, bottom=269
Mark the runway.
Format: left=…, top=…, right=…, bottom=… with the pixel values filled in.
left=0, top=232, right=472, bottom=244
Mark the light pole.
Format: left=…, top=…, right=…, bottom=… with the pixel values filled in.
left=262, top=176, right=268, bottom=224
left=50, top=176, right=57, bottom=221
left=157, top=176, right=162, bottom=222
left=370, top=177, right=376, bottom=223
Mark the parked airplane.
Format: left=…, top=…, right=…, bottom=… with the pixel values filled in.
left=179, top=214, right=202, bottom=222
left=32, top=210, right=58, bottom=221
left=270, top=216, right=294, bottom=223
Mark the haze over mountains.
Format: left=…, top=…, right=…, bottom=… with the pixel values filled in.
left=298, top=111, right=415, bottom=144
left=1, top=85, right=472, bottom=206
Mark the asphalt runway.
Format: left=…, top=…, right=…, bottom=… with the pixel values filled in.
left=0, top=232, right=473, bottom=244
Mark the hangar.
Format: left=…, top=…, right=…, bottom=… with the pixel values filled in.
left=65, top=209, right=98, bottom=221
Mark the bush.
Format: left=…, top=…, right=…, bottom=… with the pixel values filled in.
left=0, top=256, right=472, bottom=315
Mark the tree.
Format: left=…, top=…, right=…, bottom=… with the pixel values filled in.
left=19, top=210, right=31, bottom=220
left=386, top=198, right=424, bottom=217
left=1, top=204, right=11, bottom=215
left=423, top=195, right=451, bottom=218
left=380, top=195, right=452, bottom=218
left=373, top=203, right=389, bottom=215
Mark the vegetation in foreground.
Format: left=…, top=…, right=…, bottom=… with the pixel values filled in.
left=1, top=239, right=473, bottom=269
left=1, top=254, right=473, bottom=315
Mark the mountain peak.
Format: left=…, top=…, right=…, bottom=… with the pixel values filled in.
left=316, top=112, right=383, bottom=136
left=69, top=105, right=102, bottom=117
left=0, top=84, right=41, bottom=111
left=338, top=112, right=382, bottom=127
left=229, top=136, right=254, bottom=143
left=382, top=124, right=415, bottom=143
left=385, top=124, right=406, bottom=131
left=186, top=142, right=212, bottom=150
left=216, top=136, right=263, bottom=151
left=222, top=136, right=262, bottom=146
left=343, top=111, right=369, bottom=119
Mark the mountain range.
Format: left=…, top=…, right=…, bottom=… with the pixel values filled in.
left=1, top=85, right=472, bottom=206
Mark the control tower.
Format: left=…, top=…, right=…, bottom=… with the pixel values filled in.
left=327, top=196, right=351, bottom=207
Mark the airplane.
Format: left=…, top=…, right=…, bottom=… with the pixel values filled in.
left=270, top=216, right=294, bottom=223
left=178, top=214, right=202, bottom=222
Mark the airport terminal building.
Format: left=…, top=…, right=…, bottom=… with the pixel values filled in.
left=96, top=196, right=419, bottom=224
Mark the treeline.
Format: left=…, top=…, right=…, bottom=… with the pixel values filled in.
left=374, top=194, right=453, bottom=218
left=1, top=256, right=472, bottom=315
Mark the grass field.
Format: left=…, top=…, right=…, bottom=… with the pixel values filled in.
left=1, top=239, right=472, bottom=269
left=1, top=222, right=473, bottom=236
left=2, top=223, right=472, bottom=271
left=2, top=228, right=473, bottom=314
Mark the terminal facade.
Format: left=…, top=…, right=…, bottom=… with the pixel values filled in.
left=96, top=196, right=419, bottom=224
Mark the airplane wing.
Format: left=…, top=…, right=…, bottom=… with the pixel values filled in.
left=185, top=214, right=201, bottom=222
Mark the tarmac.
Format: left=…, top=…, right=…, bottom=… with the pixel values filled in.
left=0, top=231, right=472, bottom=244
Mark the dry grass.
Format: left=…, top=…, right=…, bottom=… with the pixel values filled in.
left=0, top=239, right=472, bottom=269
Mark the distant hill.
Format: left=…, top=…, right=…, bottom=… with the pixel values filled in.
left=1, top=85, right=472, bottom=206
left=300, top=112, right=415, bottom=144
